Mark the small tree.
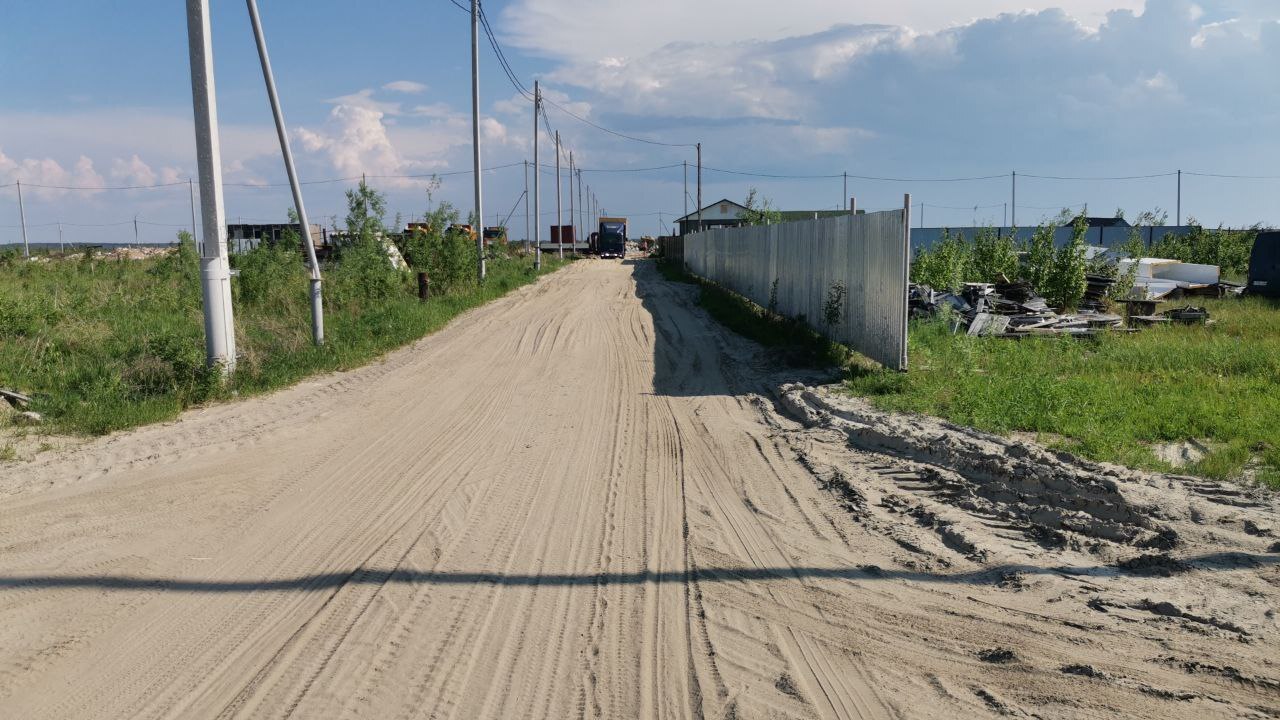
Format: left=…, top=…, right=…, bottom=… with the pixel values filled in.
left=911, top=228, right=971, bottom=292
left=739, top=188, right=782, bottom=226
left=1023, top=221, right=1057, bottom=292
left=1043, top=215, right=1088, bottom=310
left=344, top=179, right=387, bottom=245
left=970, top=226, right=1018, bottom=283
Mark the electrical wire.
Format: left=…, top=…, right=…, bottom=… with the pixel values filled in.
left=1019, top=172, right=1177, bottom=181
left=540, top=97, right=696, bottom=149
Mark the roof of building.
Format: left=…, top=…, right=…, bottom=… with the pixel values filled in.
left=1071, top=216, right=1132, bottom=228
left=676, top=201, right=854, bottom=224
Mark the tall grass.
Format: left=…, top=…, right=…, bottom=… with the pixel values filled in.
left=846, top=297, right=1280, bottom=487
left=0, top=243, right=565, bottom=435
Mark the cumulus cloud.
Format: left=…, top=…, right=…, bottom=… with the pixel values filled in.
left=297, top=104, right=404, bottom=178
left=383, top=80, right=428, bottom=94
left=0, top=148, right=106, bottom=197
left=110, top=155, right=158, bottom=187
left=296, top=86, right=520, bottom=184
left=501, top=0, right=1148, bottom=62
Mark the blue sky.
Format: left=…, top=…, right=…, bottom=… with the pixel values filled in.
left=2, top=0, right=1279, bottom=244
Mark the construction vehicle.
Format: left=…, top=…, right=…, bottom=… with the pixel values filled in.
left=483, top=226, right=507, bottom=245
left=598, top=217, right=626, bottom=259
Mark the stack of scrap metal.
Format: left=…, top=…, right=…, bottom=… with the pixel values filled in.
left=1080, top=274, right=1117, bottom=312
left=910, top=284, right=972, bottom=319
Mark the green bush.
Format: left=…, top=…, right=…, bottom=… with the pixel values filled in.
left=912, top=229, right=972, bottom=291
left=233, top=232, right=305, bottom=307
left=970, top=226, right=1018, bottom=283
left=1041, top=215, right=1088, bottom=310
left=1149, top=222, right=1257, bottom=277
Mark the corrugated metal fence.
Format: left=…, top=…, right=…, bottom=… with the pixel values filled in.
left=681, top=206, right=911, bottom=371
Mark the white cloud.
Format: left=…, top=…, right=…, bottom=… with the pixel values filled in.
left=0, top=148, right=106, bottom=198
left=110, top=155, right=157, bottom=187
left=295, top=88, right=520, bottom=184
left=501, top=0, right=1146, bottom=62
left=383, top=80, right=428, bottom=94
left=297, top=104, right=404, bottom=179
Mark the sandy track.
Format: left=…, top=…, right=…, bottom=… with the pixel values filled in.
left=1, top=259, right=1278, bottom=719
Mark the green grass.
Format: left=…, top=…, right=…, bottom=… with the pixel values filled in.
left=658, top=259, right=1279, bottom=488
left=655, top=259, right=851, bottom=368
left=845, top=297, right=1280, bottom=487
left=0, top=248, right=567, bottom=435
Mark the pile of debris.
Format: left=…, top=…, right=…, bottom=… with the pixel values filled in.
left=910, top=278, right=1208, bottom=338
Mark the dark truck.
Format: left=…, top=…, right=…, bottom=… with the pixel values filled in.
left=597, top=217, right=627, bottom=259
left=1247, top=231, right=1280, bottom=298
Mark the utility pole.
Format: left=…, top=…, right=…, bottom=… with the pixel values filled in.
left=186, top=0, right=236, bottom=373
left=523, top=159, right=530, bottom=253
left=555, top=130, right=563, bottom=260
left=1011, top=171, right=1017, bottom=228
left=569, top=150, right=575, bottom=253
left=577, top=169, right=584, bottom=247
left=683, top=160, right=688, bottom=235
left=134, top=214, right=139, bottom=246
left=843, top=171, right=848, bottom=213
left=247, top=0, right=325, bottom=346
left=533, top=81, right=541, bottom=271
left=58, top=222, right=63, bottom=253
left=16, top=180, right=28, bottom=258
left=470, top=0, right=485, bottom=280
left=696, top=142, right=703, bottom=233
left=1177, top=169, right=1182, bottom=226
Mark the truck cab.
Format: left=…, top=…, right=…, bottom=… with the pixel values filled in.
left=598, top=218, right=627, bottom=259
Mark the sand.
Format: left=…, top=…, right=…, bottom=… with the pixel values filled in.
left=0, top=259, right=1276, bottom=719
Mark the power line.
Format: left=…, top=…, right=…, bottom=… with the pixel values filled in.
left=579, top=163, right=683, bottom=174
left=11, top=180, right=191, bottom=191
left=1185, top=171, right=1280, bottom=180
left=540, top=97, right=696, bottom=149
left=1020, top=172, right=1177, bottom=181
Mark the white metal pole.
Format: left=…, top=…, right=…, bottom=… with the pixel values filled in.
left=186, top=0, right=237, bottom=374
left=533, top=82, right=541, bottom=271
left=524, top=160, right=530, bottom=254
left=569, top=150, right=575, bottom=254
left=555, top=131, right=563, bottom=260
left=16, top=180, right=28, bottom=258
left=246, top=0, right=324, bottom=346
left=471, top=0, right=486, bottom=280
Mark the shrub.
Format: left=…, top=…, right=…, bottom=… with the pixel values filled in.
left=970, top=226, right=1018, bottom=283
left=233, top=232, right=304, bottom=307
left=1150, top=221, right=1257, bottom=277
left=1023, top=222, right=1056, bottom=293
left=1042, top=215, right=1088, bottom=310
left=912, top=229, right=971, bottom=291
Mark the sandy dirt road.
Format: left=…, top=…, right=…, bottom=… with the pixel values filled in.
left=1, top=259, right=1278, bottom=719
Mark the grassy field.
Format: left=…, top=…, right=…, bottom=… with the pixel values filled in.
left=658, top=259, right=1279, bottom=488
left=0, top=244, right=566, bottom=437
left=847, top=297, right=1280, bottom=487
